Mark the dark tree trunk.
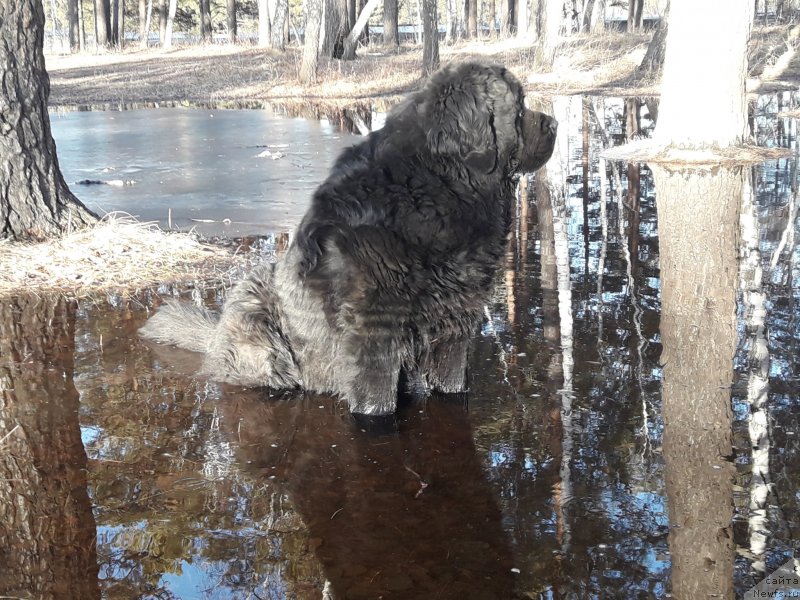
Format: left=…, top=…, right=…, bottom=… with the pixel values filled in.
left=68, top=0, right=80, bottom=51
left=94, top=0, right=111, bottom=47
left=78, top=0, right=86, bottom=49
left=637, top=13, right=668, bottom=78
left=0, top=1, right=97, bottom=241
left=341, top=0, right=380, bottom=60
left=111, top=0, right=124, bottom=47
left=227, top=0, right=237, bottom=42
left=422, top=0, right=439, bottom=74
left=322, top=0, right=349, bottom=58
left=0, top=295, right=99, bottom=599
left=384, top=0, right=399, bottom=45
left=200, top=0, right=212, bottom=41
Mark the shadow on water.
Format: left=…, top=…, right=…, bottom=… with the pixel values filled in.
left=0, top=94, right=799, bottom=598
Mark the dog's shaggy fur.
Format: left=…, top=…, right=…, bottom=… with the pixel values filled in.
left=140, top=62, right=557, bottom=415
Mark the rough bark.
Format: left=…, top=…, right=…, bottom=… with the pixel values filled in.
left=383, top=0, right=399, bottom=45
left=0, top=0, right=97, bottom=241
left=322, top=0, right=349, bottom=58
left=270, top=0, right=288, bottom=49
left=653, top=165, right=740, bottom=600
left=158, top=0, right=167, bottom=40
left=627, top=0, right=643, bottom=31
left=637, top=12, right=667, bottom=78
left=300, top=0, right=324, bottom=83
left=655, top=0, right=753, bottom=147
left=421, top=0, right=439, bottom=75
left=534, top=0, right=562, bottom=69
left=0, top=295, right=99, bottom=599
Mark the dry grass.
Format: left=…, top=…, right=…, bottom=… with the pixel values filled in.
left=0, top=213, right=246, bottom=299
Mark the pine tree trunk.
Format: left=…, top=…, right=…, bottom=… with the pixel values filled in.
left=95, top=0, right=111, bottom=47
left=200, top=0, right=212, bottom=41
left=0, top=0, right=97, bottom=241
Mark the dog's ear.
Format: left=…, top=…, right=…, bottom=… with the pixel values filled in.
left=425, top=67, right=499, bottom=174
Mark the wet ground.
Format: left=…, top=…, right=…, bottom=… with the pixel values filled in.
left=0, top=96, right=799, bottom=599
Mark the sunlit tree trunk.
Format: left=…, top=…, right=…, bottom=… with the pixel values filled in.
left=534, top=0, right=562, bottom=69
left=140, top=0, right=153, bottom=47
left=0, top=0, right=97, bottom=241
left=270, top=0, right=288, bottom=48
left=78, top=0, right=86, bottom=49
left=517, top=0, right=529, bottom=38
left=383, top=0, right=399, bottom=45
left=638, top=12, right=668, bottom=78
left=227, top=0, right=237, bottom=42
left=655, top=0, right=753, bottom=148
left=653, top=165, right=740, bottom=599
left=258, top=0, right=270, bottom=45
left=0, top=296, right=99, bottom=598
left=421, top=0, right=439, bottom=75
left=162, top=0, right=177, bottom=48
left=300, top=0, right=324, bottom=83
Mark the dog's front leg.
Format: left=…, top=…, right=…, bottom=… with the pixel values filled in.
left=423, top=336, right=470, bottom=394
left=342, top=337, right=402, bottom=415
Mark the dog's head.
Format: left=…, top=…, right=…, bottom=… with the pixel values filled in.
left=411, top=62, right=557, bottom=176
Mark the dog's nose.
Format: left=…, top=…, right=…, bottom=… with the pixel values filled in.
left=542, top=115, right=558, bottom=137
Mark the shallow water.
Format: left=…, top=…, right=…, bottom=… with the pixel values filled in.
left=1, top=97, right=799, bottom=598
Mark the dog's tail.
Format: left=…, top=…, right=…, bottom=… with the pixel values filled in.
left=139, top=300, right=218, bottom=353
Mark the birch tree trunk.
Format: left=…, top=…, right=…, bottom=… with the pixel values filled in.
left=655, top=0, right=753, bottom=148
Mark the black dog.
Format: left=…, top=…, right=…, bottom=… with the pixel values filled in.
left=140, top=61, right=557, bottom=415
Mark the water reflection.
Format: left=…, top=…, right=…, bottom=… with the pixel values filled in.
left=0, top=97, right=798, bottom=597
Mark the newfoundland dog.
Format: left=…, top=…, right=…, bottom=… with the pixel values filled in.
left=140, top=61, right=557, bottom=416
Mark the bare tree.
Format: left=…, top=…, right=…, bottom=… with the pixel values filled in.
left=270, top=0, right=288, bottom=48
left=0, top=0, right=96, bottom=240
left=384, top=0, right=399, bottom=45
left=300, top=0, right=324, bottom=83
left=342, top=0, right=381, bottom=59
left=158, top=0, right=167, bottom=40
left=421, top=0, right=439, bottom=74
left=228, top=0, right=238, bottom=42
left=655, top=0, right=753, bottom=148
